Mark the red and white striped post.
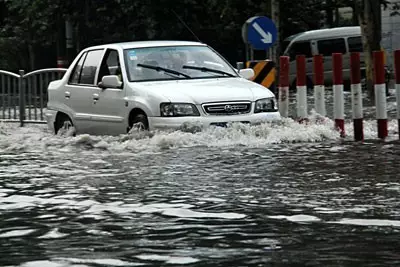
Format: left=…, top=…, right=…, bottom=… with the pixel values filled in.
left=313, top=55, right=326, bottom=116
left=350, top=52, right=363, bottom=141
left=332, top=53, right=345, bottom=137
left=278, top=56, right=290, bottom=118
left=57, top=57, right=67, bottom=68
left=296, top=55, right=307, bottom=121
left=373, top=51, right=388, bottom=139
left=394, top=50, right=400, bottom=139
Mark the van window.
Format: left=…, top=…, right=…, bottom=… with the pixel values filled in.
left=348, top=36, right=363, bottom=52
left=317, top=38, right=346, bottom=56
left=288, top=41, right=312, bottom=60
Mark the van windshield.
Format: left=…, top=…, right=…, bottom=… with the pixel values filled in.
left=281, top=40, right=291, bottom=55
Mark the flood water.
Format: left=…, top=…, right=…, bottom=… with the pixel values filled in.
left=1, top=91, right=400, bottom=267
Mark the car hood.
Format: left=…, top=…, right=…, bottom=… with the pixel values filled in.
left=132, top=78, right=275, bottom=104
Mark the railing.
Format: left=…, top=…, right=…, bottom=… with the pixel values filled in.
left=0, top=68, right=67, bottom=126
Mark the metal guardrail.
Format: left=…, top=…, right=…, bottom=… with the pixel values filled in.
left=0, top=68, right=67, bottom=126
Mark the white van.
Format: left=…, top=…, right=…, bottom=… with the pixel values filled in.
left=282, top=26, right=389, bottom=90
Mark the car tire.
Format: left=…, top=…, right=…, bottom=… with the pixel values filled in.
left=129, top=113, right=149, bottom=132
left=55, top=114, right=75, bottom=136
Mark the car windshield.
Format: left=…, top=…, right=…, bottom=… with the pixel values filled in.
left=123, top=45, right=238, bottom=82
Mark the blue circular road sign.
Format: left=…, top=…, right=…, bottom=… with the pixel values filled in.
left=246, top=16, right=277, bottom=50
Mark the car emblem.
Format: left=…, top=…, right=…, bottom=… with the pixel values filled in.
left=224, top=105, right=233, bottom=112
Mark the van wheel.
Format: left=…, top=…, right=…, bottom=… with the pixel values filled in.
left=55, top=114, right=75, bottom=136
left=129, top=114, right=149, bottom=132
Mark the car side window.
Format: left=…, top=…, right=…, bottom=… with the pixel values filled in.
left=69, top=52, right=87, bottom=84
left=79, top=49, right=104, bottom=85
left=288, top=41, right=312, bottom=61
left=348, top=36, right=363, bottom=52
left=97, top=49, right=122, bottom=85
left=317, top=38, right=347, bottom=56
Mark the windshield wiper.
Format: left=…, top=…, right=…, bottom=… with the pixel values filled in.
left=182, top=65, right=236, bottom=77
left=137, top=63, right=191, bottom=79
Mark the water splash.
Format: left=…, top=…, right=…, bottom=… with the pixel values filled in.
left=0, top=113, right=398, bottom=153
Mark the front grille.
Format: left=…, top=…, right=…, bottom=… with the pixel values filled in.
left=202, top=102, right=251, bottom=115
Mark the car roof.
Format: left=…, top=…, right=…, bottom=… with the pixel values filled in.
left=290, top=26, right=361, bottom=43
left=283, top=32, right=304, bottom=42
left=85, top=40, right=207, bottom=50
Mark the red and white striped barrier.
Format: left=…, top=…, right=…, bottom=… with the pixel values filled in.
left=296, top=55, right=307, bottom=121
left=275, top=50, right=400, bottom=140
left=350, top=52, right=363, bottom=141
left=279, top=56, right=290, bottom=118
left=395, top=50, right=400, bottom=139
left=373, top=51, right=388, bottom=139
left=332, top=53, right=345, bottom=137
left=313, top=55, right=326, bottom=117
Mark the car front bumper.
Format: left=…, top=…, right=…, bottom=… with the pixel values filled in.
left=148, top=112, right=281, bottom=131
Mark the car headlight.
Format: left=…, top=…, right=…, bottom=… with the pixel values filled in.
left=160, top=103, right=200, bottom=117
left=254, top=97, right=278, bottom=113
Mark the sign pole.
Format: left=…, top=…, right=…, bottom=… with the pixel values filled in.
left=271, top=0, right=280, bottom=64
left=245, top=43, right=249, bottom=62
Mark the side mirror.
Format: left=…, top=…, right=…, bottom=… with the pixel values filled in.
left=99, top=75, right=122, bottom=89
left=239, top=68, right=255, bottom=80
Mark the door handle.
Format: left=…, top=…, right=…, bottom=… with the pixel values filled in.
left=65, top=91, right=71, bottom=99
left=93, top=93, right=99, bottom=104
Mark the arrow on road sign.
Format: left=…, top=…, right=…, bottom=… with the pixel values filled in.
left=243, top=16, right=277, bottom=50
left=252, top=22, right=272, bottom=44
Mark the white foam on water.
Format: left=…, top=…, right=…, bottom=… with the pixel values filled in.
left=1, top=192, right=242, bottom=220
left=0, top=229, right=36, bottom=238
left=161, top=208, right=246, bottom=219
left=36, top=214, right=58, bottom=219
left=38, top=228, right=68, bottom=239
left=54, top=258, right=143, bottom=266
left=0, top=188, right=16, bottom=193
left=314, top=206, right=369, bottom=214
left=314, top=209, right=344, bottom=214
left=328, top=218, right=400, bottom=227
left=89, top=159, right=109, bottom=164
left=196, top=197, right=226, bottom=203
left=4, top=183, right=32, bottom=189
left=0, top=195, right=74, bottom=206
left=135, top=254, right=199, bottom=264
left=0, top=202, right=36, bottom=210
left=81, top=201, right=245, bottom=220
left=86, top=229, right=113, bottom=236
left=20, top=260, right=80, bottom=267
left=268, top=214, right=321, bottom=223
left=1, top=113, right=399, bottom=153
left=343, top=207, right=369, bottom=213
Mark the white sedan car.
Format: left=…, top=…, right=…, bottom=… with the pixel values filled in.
left=45, top=41, right=281, bottom=135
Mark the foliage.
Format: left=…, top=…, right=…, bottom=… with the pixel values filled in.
left=0, top=0, right=397, bottom=71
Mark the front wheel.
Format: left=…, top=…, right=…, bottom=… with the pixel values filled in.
left=55, top=115, right=75, bottom=136
left=128, top=113, right=149, bottom=133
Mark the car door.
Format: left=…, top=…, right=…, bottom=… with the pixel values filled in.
left=63, top=49, right=105, bottom=134
left=90, top=48, right=127, bottom=135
